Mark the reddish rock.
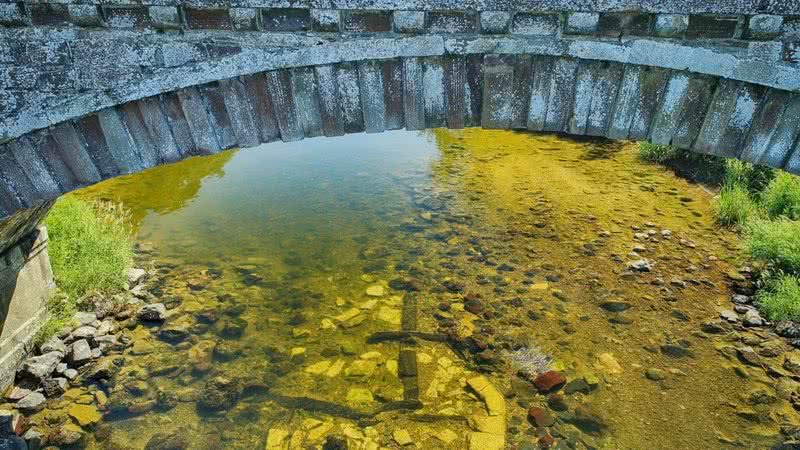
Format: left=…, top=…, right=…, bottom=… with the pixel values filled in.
left=527, top=406, right=554, bottom=427
left=538, top=434, right=555, bottom=448
left=533, top=371, right=566, bottom=393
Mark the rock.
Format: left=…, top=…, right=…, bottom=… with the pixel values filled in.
left=731, top=294, right=752, bottom=305
left=660, top=344, right=692, bottom=358
left=69, top=339, right=92, bottom=365
left=777, top=321, right=800, bottom=338
left=197, top=377, right=239, bottom=411
left=532, top=371, right=566, bottom=394
left=528, top=407, right=554, bottom=427
left=468, top=432, right=504, bottom=450
left=595, top=353, right=623, bottom=374
left=393, top=429, right=413, bottom=446
left=563, top=379, right=591, bottom=394
left=85, top=357, right=120, bottom=380
left=138, top=304, right=167, bottom=322
left=599, top=301, right=631, bottom=312
left=466, top=375, right=506, bottom=416
left=266, top=428, right=289, bottom=450
left=67, top=404, right=101, bottom=427
left=6, top=387, right=31, bottom=402
left=94, top=335, right=118, bottom=352
left=158, top=325, right=191, bottom=343
left=784, top=353, right=800, bottom=375
left=144, top=429, right=189, bottom=450
left=64, top=369, right=78, bottom=380
left=389, top=278, right=420, bottom=291
left=39, top=336, right=66, bottom=355
left=42, top=378, right=67, bottom=397
left=96, top=320, right=114, bottom=336
left=720, top=310, right=739, bottom=323
left=16, top=392, right=46, bottom=413
left=365, top=285, right=385, bottom=297
left=645, top=368, right=667, bottom=381
left=727, top=270, right=747, bottom=281
left=0, top=436, right=26, bottom=450
left=701, top=321, right=729, bottom=334
left=626, top=259, right=652, bottom=272
left=568, top=405, right=606, bottom=435
left=743, top=309, right=765, bottom=327
left=22, top=429, right=43, bottom=450
left=74, top=312, right=97, bottom=326
left=18, top=352, right=62, bottom=384
left=48, top=424, right=83, bottom=446
left=737, top=347, right=762, bottom=367
left=216, top=318, right=247, bottom=339
left=128, top=268, right=146, bottom=285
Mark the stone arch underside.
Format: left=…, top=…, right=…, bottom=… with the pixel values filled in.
left=3, top=49, right=800, bottom=229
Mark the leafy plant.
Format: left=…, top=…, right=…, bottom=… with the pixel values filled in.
left=757, top=275, right=800, bottom=322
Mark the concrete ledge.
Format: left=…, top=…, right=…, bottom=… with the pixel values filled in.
left=0, top=227, right=53, bottom=390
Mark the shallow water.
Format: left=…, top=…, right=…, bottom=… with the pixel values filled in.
left=71, top=129, right=797, bottom=449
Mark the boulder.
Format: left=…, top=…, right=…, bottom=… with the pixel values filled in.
left=128, top=268, right=147, bottom=286
left=85, top=357, right=121, bottom=381
left=16, top=392, right=46, bottom=414
left=18, top=352, right=62, bottom=384
left=73, top=312, right=97, bottom=326
left=138, top=304, right=167, bottom=322
left=42, top=378, right=67, bottom=397
left=197, top=377, right=240, bottom=412
left=39, top=336, right=66, bottom=355
left=69, top=340, right=92, bottom=365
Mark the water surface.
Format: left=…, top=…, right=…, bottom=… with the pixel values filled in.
left=73, top=129, right=795, bottom=449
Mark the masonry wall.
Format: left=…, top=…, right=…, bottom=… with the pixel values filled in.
left=0, top=227, right=53, bottom=389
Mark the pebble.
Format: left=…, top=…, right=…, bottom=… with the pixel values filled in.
left=365, top=285, right=385, bottom=297
left=532, top=371, right=566, bottom=393
left=393, top=429, right=413, bottom=446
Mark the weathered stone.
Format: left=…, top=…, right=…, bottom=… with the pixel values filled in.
left=42, top=378, right=67, bottom=397
left=18, top=352, right=61, bottom=383
left=197, top=377, right=240, bottom=411
left=16, top=392, right=46, bottom=413
left=69, top=339, right=92, bottom=365
left=138, top=303, right=167, bottom=322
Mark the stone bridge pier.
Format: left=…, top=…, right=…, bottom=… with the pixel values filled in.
left=0, top=0, right=799, bottom=386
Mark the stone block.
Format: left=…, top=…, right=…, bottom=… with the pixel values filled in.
left=184, top=8, right=233, bottom=30
left=597, top=12, right=654, bottom=37
left=480, top=11, right=511, bottom=34
left=783, top=17, right=800, bottom=41
left=230, top=8, right=258, bottom=31
left=28, top=3, right=69, bottom=27
left=512, top=13, right=560, bottom=35
left=104, top=6, right=150, bottom=29
left=687, top=15, right=740, bottom=39
left=746, top=14, right=783, bottom=39
left=0, top=4, right=26, bottom=27
left=427, top=12, right=477, bottom=33
left=747, top=41, right=783, bottom=62
left=261, top=8, right=311, bottom=32
left=341, top=11, right=391, bottom=32
left=565, top=12, right=599, bottom=34
left=393, top=11, right=424, bottom=33
left=654, top=14, right=688, bottom=37
left=311, top=9, right=339, bottom=32
left=149, top=6, right=180, bottom=30
left=785, top=42, right=799, bottom=63
left=68, top=5, right=103, bottom=28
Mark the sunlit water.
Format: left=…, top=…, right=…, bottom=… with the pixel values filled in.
left=69, top=129, right=796, bottom=449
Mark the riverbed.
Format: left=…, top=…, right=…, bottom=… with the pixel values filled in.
left=65, top=129, right=798, bottom=449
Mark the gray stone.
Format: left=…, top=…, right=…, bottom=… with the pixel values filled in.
left=70, top=325, right=97, bottom=341
left=18, top=351, right=62, bottom=383
left=731, top=294, right=752, bottom=304
left=749, top=14, right=783, bottom=37
left=312, top=9, right=340, bottom=32
left=69, top=339, right=92, bottom=365
left=42, top=377, right=67, bottom=397
left=626, top=259, right=652, bottom=272
left=149, top=6, right=180, bottom=29
left=22, top=428, right=43, bottom=450
left=127, top=268, right=146, bottom=285
left=720, top=310, right=739, bottom=323
left=63, top=369, right=78, bottom=380
left=654, top=14, right=689, bottom=36
left=16, top=392, right=46, bottom=413
left=566, top=12, right=599, bottom=34
left=393, top=11, right=424, bottom=33
left=68, top=5, right=102, bottom=27
left=480, top=11, right=511, bottom=34
left=138, top=303, right=167, bottom=322
left=743, top=309, right=765, bottom=327
left=39, top=336, right=66, bottom=355
left=74, top=312, right=97, bottom=326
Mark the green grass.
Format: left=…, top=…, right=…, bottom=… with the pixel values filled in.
left=723, top=160, right=775, bottom=194
left=714, top=184, right=758, bottom=227
left=39, top=197, right=133, bottom=341
left=756, top=275, right=800, bottom=322
left=761, top=172, right=800, bottom=220
left=638, top=142, right=680, bottom=163
left=745, top=219, right=800, bottom=274
left=34, top=291, right=76, bottom=346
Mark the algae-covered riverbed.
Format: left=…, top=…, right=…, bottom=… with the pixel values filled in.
left=40, top=129, right=800, bottom=449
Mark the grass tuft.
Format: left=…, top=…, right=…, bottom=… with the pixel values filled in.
left=757, top=275, right=800, bottom=322
left=714, top=184, right=758, bottom=227
left=638, top=142, right=680, bottom=163
left=38, top=197, right=133, bottom=342
left=761, top=172, right=800, bottom=220
left=744, top=219, right=800, bottom=274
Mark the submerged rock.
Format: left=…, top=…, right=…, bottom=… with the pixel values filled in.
left=532, top=371, right=566, bottom=394
left=138, top=304, right=167, bottom=322
left=198, top=377, right=240, bottom=412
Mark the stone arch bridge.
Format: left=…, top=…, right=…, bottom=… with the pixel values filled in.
left=0, top=0, right=798, bottom=386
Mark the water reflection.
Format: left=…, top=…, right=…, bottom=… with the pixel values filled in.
left=63, top=129, right=793, bottom=449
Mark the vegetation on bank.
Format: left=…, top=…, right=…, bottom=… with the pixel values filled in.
left=39, top=197, right=134, bottom=342
left=638, top=142, right=800, bottom=322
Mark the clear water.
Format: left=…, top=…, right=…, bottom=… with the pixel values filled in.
left=70, top=129, right=794, bottom=449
